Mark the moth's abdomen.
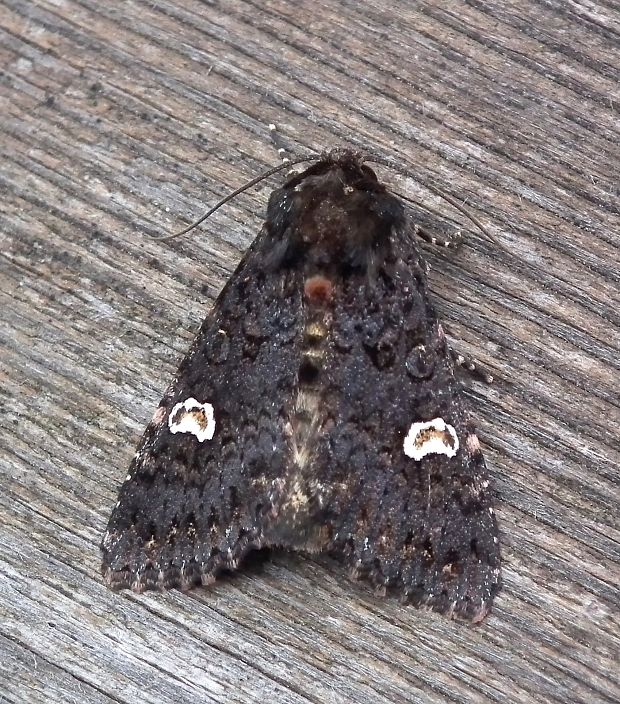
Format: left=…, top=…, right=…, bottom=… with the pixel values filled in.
left=288, top=275, right=334, bottom=471
left=262, top=270, right=340, bottom=552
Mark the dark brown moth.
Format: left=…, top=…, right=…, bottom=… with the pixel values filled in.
left=101, top=149, right=501, bottom=622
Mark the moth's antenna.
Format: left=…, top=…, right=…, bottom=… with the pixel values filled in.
left=152, top=154, right=319, bottom=241
left=365, top=155, right=500, bottom=248
left=421, top=183, right=500, bottom=248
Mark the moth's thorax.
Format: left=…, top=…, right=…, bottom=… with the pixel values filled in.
left=294, top=172, right=398, bottom=245
left=266, top=155, right=404, bottom=268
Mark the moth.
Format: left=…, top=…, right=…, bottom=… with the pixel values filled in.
left=101, top=149, right=501, bottom=623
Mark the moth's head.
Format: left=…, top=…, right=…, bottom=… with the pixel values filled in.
left=265, top=149, right=404, bottom=267
left=281, top=149, right=385, bottom=199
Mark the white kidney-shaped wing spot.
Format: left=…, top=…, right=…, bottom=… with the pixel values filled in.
left=168, top=398, right=216, bottom=442
left=403, top=417, right=459, bottom=461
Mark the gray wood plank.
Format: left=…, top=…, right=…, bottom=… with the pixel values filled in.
left=1, top=0, right=618, bottom=702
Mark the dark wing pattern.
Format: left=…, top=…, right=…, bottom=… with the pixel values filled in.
left=102, top=150, right=501, bottom=621
left=101, top=231, right=305, bottom=590
left=317, top=221, right=500, bottom=622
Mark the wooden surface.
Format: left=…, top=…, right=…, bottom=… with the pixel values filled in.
left=1, top=1, right=619, bottom=702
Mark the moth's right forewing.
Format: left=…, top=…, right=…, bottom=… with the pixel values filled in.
left=315, top=223, right=501, bottom=622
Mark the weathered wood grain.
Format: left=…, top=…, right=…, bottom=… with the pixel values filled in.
left=1, top=1, right=618, bottom=702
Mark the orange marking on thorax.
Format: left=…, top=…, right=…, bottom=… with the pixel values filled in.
left=304, top=275, right=333, bottom=304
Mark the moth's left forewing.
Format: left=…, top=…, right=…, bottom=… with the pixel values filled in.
left=102, top=225, right=306, bottom=591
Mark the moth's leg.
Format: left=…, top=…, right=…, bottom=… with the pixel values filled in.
left=269, top=123, right=293, bottom=165
left=414, top=224, right=463, bottom=250
left=450, top=347, right=494, bottom=384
